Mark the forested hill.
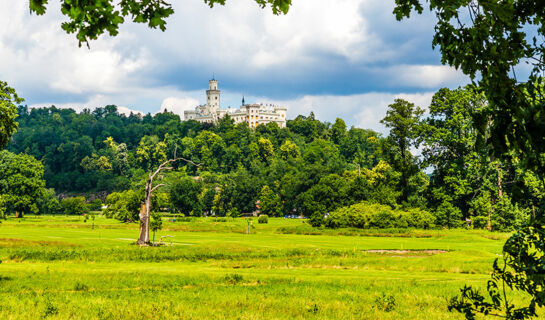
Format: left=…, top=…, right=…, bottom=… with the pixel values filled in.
left=8, top=104, right=382, bottom=193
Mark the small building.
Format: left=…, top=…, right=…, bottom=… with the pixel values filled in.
left=184, top=79, right=287, bottom=128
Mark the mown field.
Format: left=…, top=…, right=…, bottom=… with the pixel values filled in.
left=0, top=215, right=530, bottom=319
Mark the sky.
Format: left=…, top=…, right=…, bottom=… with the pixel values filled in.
left=1, top=0, right=470, bottom=133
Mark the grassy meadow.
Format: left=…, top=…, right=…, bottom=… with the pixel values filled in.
left=0, top=215, right=528, bottom=319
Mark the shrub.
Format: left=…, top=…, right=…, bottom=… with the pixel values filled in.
left=375, top=293, right=396, bottom=312
left=309, top=212, right=325, bottom=227
left=73, top=282, right=89, bottom=291
left=61, top=197, right=89, bottom=215
left=324, top=201, right=435, bottom=229
left=223, top=273, right=244, bottom=284
left=433, top=201, right=463, bottom=229
left=43, top=299, right=59, bottom=317
left=102, top=190, right=141, bottom=222
left=257, top=214, right=269, bottom=224
left=88, top=199, right=103, bottom=211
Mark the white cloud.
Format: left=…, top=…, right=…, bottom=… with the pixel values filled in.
left=160, top=97, right=200, bottom=119
left=387, top=65, right=467, bottom=88
left=1, top=1, right=150, bottom=98
left=267, top=91, right=434, bottom=133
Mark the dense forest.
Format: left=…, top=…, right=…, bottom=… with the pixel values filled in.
left=3, top=86, right=542, bottom=230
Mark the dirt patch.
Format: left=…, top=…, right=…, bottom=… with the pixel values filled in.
left=0, top=238, right=79, bottom=248
left=365, top=249, right=448, bottom=255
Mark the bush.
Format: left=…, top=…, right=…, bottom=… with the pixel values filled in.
left=61, top=197, right=89, bottom=215
left=88, top=199, right=103, bottom=211
left=433, top=202, right=462, bottom=229
left=257, top=214, right=269, bottom=224
left=102, top=190, right=142, bottom=222
left=324, top=202, right=435, bottom=229
left=375, top=293, right=396, bottom=312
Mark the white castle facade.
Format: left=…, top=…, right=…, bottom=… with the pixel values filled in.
left=184, top=79, right=287, bottom=128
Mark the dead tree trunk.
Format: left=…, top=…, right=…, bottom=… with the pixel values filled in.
left=136, top=150, right=200, bottom=246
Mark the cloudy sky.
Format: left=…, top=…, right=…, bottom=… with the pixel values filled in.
left=2, top=0, right=470, bottom=132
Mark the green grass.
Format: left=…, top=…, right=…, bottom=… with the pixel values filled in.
left=0, top=215, right=532, bottom=319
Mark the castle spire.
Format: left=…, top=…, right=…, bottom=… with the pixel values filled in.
left=242, top=95, right=245, bottom=106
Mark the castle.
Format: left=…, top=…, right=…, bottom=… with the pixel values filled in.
left=184, top=79, right=287, bottom=128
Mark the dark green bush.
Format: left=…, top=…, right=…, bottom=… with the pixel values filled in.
left=257, top=215, right=268, bottom=224
left=324, top=202, right=435, bottom=229
left=61, top=197, right=89, bottom=215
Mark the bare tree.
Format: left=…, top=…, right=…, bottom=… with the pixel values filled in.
left=137, top=149, right=200, bottom=245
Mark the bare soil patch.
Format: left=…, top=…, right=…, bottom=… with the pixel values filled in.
left=365, top=249, right=448, bottom=255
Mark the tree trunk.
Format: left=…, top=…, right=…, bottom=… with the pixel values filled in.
left=137, top=180, right=152, bottom=245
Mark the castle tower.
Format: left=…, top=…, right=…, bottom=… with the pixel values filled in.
left=206, top=79, right=220, bottom=112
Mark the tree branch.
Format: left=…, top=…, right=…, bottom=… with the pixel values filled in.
left=151, top=183, right=165, bottom=193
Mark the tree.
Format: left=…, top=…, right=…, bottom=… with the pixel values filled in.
left=199, top=187, right=217, bottom=216
left=138, top=149, right=200, bottom=245
left=0, top=151, right=45, bottom=217
left=150, top=212, right=163, bottom=245
left=331, top=118, right=347, bottom=145
left=421, top=87, right=488, bottom=223
left=257, top=137, right=274, bottom=162
left=259, top=186, right=282, bottom=217
left=28, top=0, right=292, bottom=47
left=279, top=139, right=300, bottom=160
left=103, top=190, right=142, bottom=222
left=170, top=177, right=203, bottom=215
left=380, top=99, right=423, bottom=203
left=61, top=197, right=89, bottom=215
left=0, top=81, right=22, bottom=149
left=393, top=1, right=545, bottom=318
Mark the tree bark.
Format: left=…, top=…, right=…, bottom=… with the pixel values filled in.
left=137, top=198, right=150, bottom=245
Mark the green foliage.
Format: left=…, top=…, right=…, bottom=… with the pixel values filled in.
left=259, top=186, right=282, bottom=217
left=421, top=86, right=489, bottom=223
left=150, top=212, right=163, bottom=243
left=325, top=202, right=435, bottom=229
left=0, top=150, right=45, bottom=216
left=449, top=227, right=545, bottom=319
left=42, top=299, right=59, bottom=318
left=434, top=202, right=463, bottom=230
left=492, top=196, right=529, bottom=232
left=381, top=99, right=424, bottom=203
left=374, top=293, right=396, bottom=312
left=88, top=199, right=103, bottom=211
left=36, top=188, right=60, bottom=215
left=170, top=177, right=203, bottom=215
left=103, top=190, right=142, bottom=222
left=61, top=197, right=89, bottom=215
left=257, top=214, right=268, bottom=224
left=393, top=1, right=545, bottom=318
left=279, top=139, right=300, bottom=160
left=0, top=81, right=22, bottom=149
